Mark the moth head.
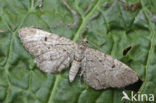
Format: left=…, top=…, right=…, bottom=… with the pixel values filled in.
left=82, top=38, right=88, bottom=43
left=79, top=38, right=88, bottom=50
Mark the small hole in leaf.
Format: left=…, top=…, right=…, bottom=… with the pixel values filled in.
left=123, top=45, right=132, bottom=56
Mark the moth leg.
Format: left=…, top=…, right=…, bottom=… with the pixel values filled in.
left=80, top=57, right=87, bottom=77
left=58, top=53, right=74, bottom=72
left=69, top=60, right=80, bottom=82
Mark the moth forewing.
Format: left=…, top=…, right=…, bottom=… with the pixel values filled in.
left=18, top=27, right=77, bottom=73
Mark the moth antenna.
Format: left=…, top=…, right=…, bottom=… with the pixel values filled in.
left=80, top=32, right=83, bottom=40
left=87, top=40, right=102, bottom=51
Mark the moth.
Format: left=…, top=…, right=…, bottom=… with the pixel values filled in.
left=18, top=27, right=138, bottom=90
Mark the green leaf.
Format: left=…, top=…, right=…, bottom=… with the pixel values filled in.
left=0, top=0, right=156, bottom=103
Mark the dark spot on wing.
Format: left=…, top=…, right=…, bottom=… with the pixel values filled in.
left=44, top=37, right=47, bottom=41
left=112, top=64, right=115, bottom=68
left=99, top=60, right=102, bottom=62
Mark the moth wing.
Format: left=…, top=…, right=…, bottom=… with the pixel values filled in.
left=81, top=47, right=138, bottom=90
left=18, top=27, right=77, bottom=73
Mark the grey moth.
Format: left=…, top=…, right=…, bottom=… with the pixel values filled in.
left=18, top=27, right=138, bottom=90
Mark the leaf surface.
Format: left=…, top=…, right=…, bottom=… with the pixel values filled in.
left=0, top=0, right=156, bottom=103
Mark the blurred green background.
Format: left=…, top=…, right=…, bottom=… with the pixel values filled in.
left=0, top=0, right=156, bottom=103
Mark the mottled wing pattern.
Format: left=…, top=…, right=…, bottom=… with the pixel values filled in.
left=81, top=47, right=138, bottom=90
left=18, top=27, right=77, bottom=73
